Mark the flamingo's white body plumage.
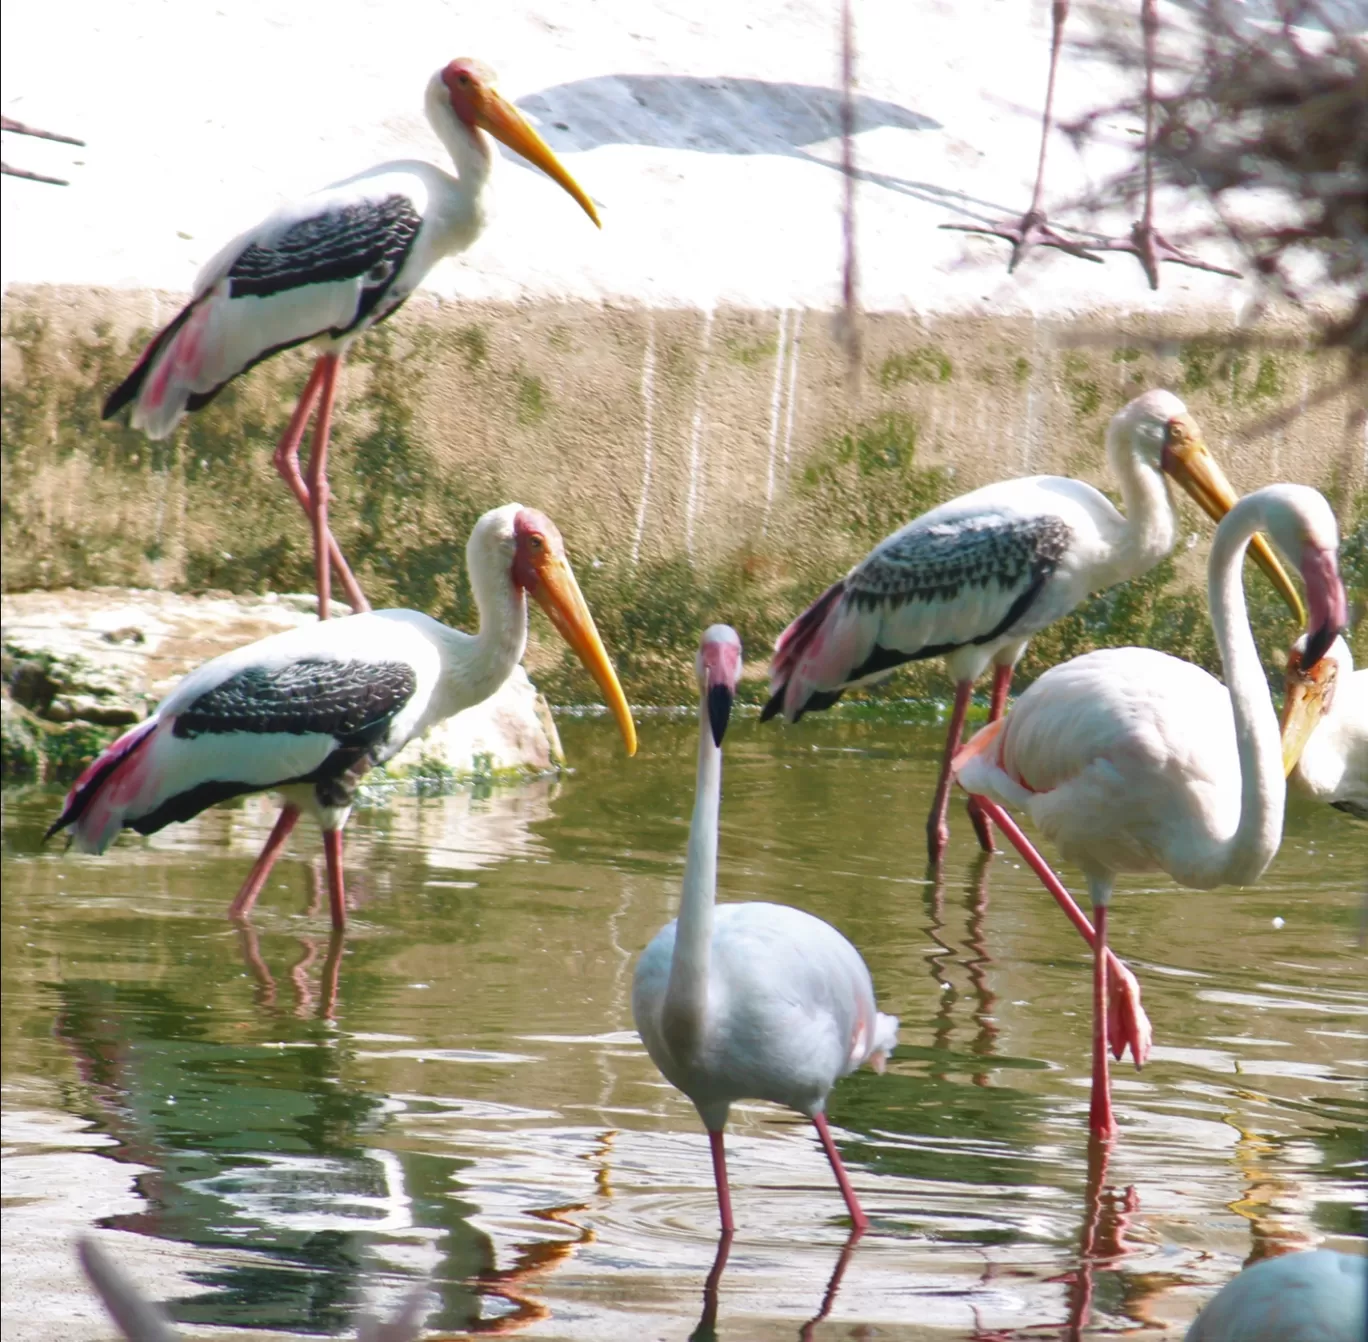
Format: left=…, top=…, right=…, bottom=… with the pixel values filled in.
left=49, top=505, right=635, bottom=926
left=763, top=390, right=1302, bottom=862
left=632, top=625, right=896, bottom=1232
left=955, top=484, right=1347, bottom=1138
left=1184, top=1249, right=1366, bottom=1342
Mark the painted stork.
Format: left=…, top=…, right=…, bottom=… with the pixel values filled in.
left=954, top=484, right=1347, bottom=1140
left=632, top=625, right=898, bottom=1233
left=46, top=505, right=637, bottom=928
left=102, top=60, right=601, bottom=619
left=1281, top=634, right=1367, bottom=820
left=761, top=389, right=1304, bottom=863
left=1184, top=1248, right=1365, bottom=1342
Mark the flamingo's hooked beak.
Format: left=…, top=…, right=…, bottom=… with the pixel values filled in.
left=528, top=552, right=636, bottom=756
left=700, top=627, right=743, bottom=746
left=475, top=89, right=601, bottom=227
left=1280, top=644, right=1337, bottom=777
left=1160, top=419, right=1306, bottom=624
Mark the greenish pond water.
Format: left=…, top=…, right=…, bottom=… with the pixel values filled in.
left=2, top=714, right=1365, bottom=1340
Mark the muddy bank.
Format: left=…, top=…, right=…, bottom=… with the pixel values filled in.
left=3, top=289, right=1364, bottom=706
left=1, top=588, right=562, bottom=784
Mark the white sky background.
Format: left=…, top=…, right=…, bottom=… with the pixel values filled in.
left=0, top=0, right=1289, bottom=317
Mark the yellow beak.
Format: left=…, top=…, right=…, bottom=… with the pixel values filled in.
left=1280, top=661, right=1335, bottom=777
left=532, top=551, right=637, bottom=755
left=1163, top=427, right=1306, bottom=625
left=477, top=89, right=601, bottom=227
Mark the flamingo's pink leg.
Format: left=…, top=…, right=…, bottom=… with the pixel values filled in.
left=812, top=1111, right=870, bottom=1232
left=708, top=1129, right=735, bottom=1234
left=966, top=664, right=1014, bottom=852
left=228, top=804, right=301, bottom=920
left=321, top=827, right=348, bottom=930
left=1090, top=904, right=1118, bottom=1140
left=970, top=796, right=1152, bottom=1069
left=928, top=680, right=975, bottom=863
left=271, top=359, right=368, bottom=611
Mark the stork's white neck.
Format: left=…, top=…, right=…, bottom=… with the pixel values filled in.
left=1189, top=497, right=1285, bottom=886
left=432, top=541, right=527, bottom=722
left=661, top=698, right=721, bottom=1055
left=1101, top=440, right=1178, bottom=591
left=426, top=100, right=494, bottom=238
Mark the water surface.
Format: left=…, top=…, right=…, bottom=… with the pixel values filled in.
left=2, top=714, right=1365, bottom=1340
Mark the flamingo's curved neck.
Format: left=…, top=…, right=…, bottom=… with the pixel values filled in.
left=663, top=702, right=721, bottom=1052
left=1103, top=438, right=1176, bottom=589
left=434, top=542, right=527, bottom=721
left=1197, top=499, right=1285, bottom=885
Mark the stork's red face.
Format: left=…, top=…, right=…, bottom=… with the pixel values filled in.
left=511, top=508, right=636, bottom=756
left=438, top=58, right=600, bottom=227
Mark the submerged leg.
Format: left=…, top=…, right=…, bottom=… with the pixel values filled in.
left=707, top=1129, right=735, bottom=1234
left=228, top=804, right=301, bottom=921
left=928, top=679, right=975, bottom=863
left=966, top=663, right=1015, bottom=851
left=812, top=1111, right=870, bottom=1232
left=1090, top=902, right=1117, bottom=1140
left=321, top=827, right=348, bottom=930
left=969, top=796, right=1152, bottom=1069
left=696, top=1228, right=733, bottom=1338
left=272, top=358, right=368, bottom=611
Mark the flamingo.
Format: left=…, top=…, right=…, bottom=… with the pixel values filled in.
left=1183, top=1248, right=1365, bottom=1341
left=761, top=389, right=1303, bottom=864
left=46, top=505, right=636, bottom=928
left=954, top=483, right=1348, bottom=1140
left=101, top=60, right=600, bottom=619
left=632, top=624, right=898, bottom=1233
left=1281, top=634, right=1367, bottom=819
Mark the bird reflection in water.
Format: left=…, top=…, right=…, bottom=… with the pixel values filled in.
left=924, top=854, right=999, bottom=1085
left=690, top=1227, right=864, bottom=1342
left=1058, top=1139, right=1139, bottom=1342
left=233, top=919, right=345, bottom=1021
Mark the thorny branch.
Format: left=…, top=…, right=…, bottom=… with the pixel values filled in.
left=1067, top=0, right=1368, bottom=351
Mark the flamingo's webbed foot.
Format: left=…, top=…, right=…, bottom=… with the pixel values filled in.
left=1107, top=958, right=1152, bottom=1069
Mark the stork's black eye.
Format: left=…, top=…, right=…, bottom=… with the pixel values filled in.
left=458, top=72, right=471, bottom=85
left=528, top=535, right=544, bottom=551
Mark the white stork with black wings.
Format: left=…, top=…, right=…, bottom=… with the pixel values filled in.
left=103, top=60, right=601, bottom=619
left=47, top=506, right=637, bottom=929
left=762, top=390, right=1305, bottom=863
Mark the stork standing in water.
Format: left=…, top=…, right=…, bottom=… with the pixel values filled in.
left=47, top=506, right=636, bottom=928
left=102, top=61, right=601, bottom=618
left=633, top=626, right=898, bottom=1233
left=1281, top=633, right=1367, bottom=820
left=955, top=484, right=1347, bottom=1140
left=762, top=389, right=1303, bottom=864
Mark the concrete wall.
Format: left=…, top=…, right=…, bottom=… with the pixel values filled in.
left=4, top=285, right=1363, bottom=704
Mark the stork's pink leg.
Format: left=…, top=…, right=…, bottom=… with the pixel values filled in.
left=321, top=827, right=348, bottom=930
left=306, top=355, right=340, bottom=620
left=271, top=358, right=368, bottom=612
left=1090, top=904, right=1117, bottom=1140
left=228, top=804, right=301, bottom=920
left=708, top=1129, right=735, bottom=1234
left=969, top=797, right=1152, bottom=1069
left=928, top=679, right=975, bottom=863
left=966, top=664, right=1014, bottom=852
left=813, top=1112, right=870, bottom=1232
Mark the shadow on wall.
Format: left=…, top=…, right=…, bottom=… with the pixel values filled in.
left=507, top=73, right=1024, bottom=225
left=513, top=73, right=940, bottom=157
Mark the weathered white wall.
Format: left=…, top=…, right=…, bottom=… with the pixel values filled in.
left=3, top=0, right=1271, bottom=318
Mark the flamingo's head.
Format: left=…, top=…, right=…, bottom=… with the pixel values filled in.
left=428, top=59, right=600, bottom=227
left=698, top=625, right=743, bottom=746
left=1256, top=486, right=1348, bottom=673
left=1280, top=633, right=1349, bottom=777
left=1109, top=388, right=1306, bottom=623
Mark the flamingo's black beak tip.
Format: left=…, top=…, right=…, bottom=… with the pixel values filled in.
left=708, top=684, right=734, bottom=747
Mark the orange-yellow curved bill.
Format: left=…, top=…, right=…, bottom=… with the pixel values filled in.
left=478, top=90, right=601, bottom=227
left=1280, top=657, right=1336, bottom=777
left=532, top=553, right=637, bottom=755
left=1163, top=433, right=1306, bottom=625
